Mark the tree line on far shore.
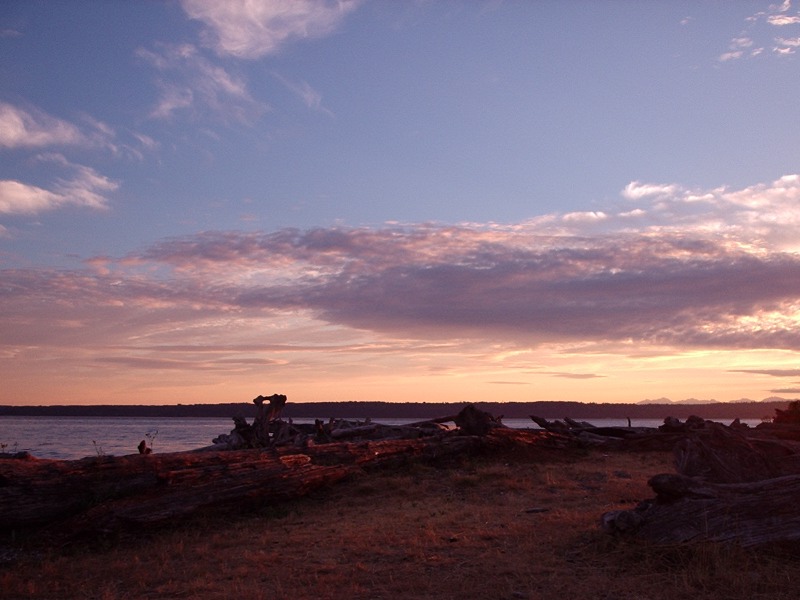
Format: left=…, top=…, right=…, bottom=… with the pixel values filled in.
left=0, top=399, right=792, bottom=421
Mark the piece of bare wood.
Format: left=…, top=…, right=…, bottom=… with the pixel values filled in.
left=604, top=422, right=800, bottom=546
left=603, top=472, right=800, bottom=547
left=673, top=423, right=800, bottom=483
left=453, top=404, right=504, bottom=436
left=530, top=415, right=567, bottom=431
left=4, top=429, right=554, bottom=537
left=0, top=426, right=567, bottom=537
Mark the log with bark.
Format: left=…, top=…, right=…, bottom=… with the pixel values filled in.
left=602, top=422, right=800, bottom=547
left=531, top=413, right=780, bottom=452
left=0, top=406, right=564, bottom=538
left=530, top=415, right=657, bottom=447
left=602, top=472, right=800, bottom=547
left=0, top=435, right=479, bottom=537
left=211, top=402, right=509, bottom=450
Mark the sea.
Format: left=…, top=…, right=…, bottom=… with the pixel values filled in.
left=0, top=415, right=764, bottom=460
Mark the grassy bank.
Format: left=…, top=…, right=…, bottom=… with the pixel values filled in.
left=2, top=447, right=799, bottom=599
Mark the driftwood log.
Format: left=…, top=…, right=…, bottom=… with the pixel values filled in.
left=530, top=415, right=661, bottom=448
left=0, top=410, right=566, bottom=538
left=602, top=472, right=800, bottom=547
left=0, top=435, right=479, bottom=536
left=212, top=401, right=506, bottom=450
left=603, top=422, right=800, bottom=546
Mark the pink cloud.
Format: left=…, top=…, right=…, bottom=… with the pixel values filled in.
left=5, top=174, right=800, bottom=396
left=16, top=225, right=800, bottom=354
left=181, top=0, right=363, bottom=59
left=0, top=102, right=86, bottom=149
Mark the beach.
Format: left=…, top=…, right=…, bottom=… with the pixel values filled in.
left=3, top=444, right=800, bottom=600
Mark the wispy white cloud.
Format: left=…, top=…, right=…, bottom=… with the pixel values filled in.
left=0, top=180, right=63, bottom=215
left=775, top=36, right=800, bottom=53
left=768, top=12, right=800, bottom=25
left=272, top=72, right=334, bottom=115
left=0, top=101, right=155, bottom=162
left=718, top=36, right=761, bottom=62
left=721, top=0, right=800, bottom=60
left=0, top=102, right=86, bottom=149
left=137, top=43, right=268, bottom=123
left=621, top=181, right=678, bottom=200
left=561, top=211, right=607, bottom=223
left=0, top=155, right=117, bottom=215
left=181, top=0, right=363, bottom=59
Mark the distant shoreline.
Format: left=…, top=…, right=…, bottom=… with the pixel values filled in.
left=0, top=400, right=789, bottom=421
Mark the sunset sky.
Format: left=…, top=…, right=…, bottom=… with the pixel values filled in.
left=3, top=1, right=800, bottom=406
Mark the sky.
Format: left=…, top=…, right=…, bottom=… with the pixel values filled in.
left=2, top=1, right=800, bottom=406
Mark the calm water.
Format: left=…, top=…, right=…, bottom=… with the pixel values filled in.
left=0, top=416, right=761, bottom=460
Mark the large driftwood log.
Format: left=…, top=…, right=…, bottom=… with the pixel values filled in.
left=602, top=472, right=800, bottom=546
left=530, top=415, right=660, bottom=448
left=603, top=423, right=800, bottom=546
left=212, top=403, right=503, bottom=450
left=674, top=423, right=800, bottom=483
left=0, top=435, right=478, bottom=536
left=0, top=427, right=561, bottom=537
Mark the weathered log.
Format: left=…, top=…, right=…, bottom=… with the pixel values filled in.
left=2, top=429, right=563, bottom=537
left=329, top=424, right=380, bottom=439
left=604, top=423, right=800, bottom=546
left=575, top=431, right=615, bottom=446
left=329, top=424, right=436, bottom=441
left=531, top=415, right=659, bottom=449
left=407, top=416, right=456, bottom=428
left=674, top=423, right=800, bottom=483
left=617, top=432, right=695, bottom=452
left=564, top=417, right=595, bottom=429
left=251, top=393, right=287, bottom=445
left=213, top=403, right=506, bottom=451
left=753, top=422, right=800, bottom=441
left=452, top=404, right=504, bottom=435
left=530, top=415, right=568, bottom=431
left=0, top=436, right=445, bottom=532
left=603, top=472, right=800, bottom=546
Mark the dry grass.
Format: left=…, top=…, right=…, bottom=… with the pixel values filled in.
left=2, top=446, right=800, bottom=600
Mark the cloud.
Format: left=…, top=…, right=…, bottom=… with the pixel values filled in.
left=0, top=104, right=122, bottom=216
left=722, top=0, right=800, bottom=60
left=622, top=181, right=678, bottom=200
left=561, top=211, right=607, bottom=223
left=272, top=72, right=333, bottom=115
left=0, top=156, right=117, bottom=215
left=6, top=174, right=800, bottom=382
left=718, top=50, right=744, bottom=62
left=137, top=43, right=268, bottom=123
left=95, top=356, right=283, bottom=371
left=181, top=0, right=363, bottom=59
left=541, top=372, right=605, bottom=380
left=0, top=101, right=153, bottom=162
left=768, top=15, right=800, bottom=26
left=0, top=181, right=62, bottom=215
left=730, top=369, right=800, bottom=377
left=718, top=36, right=760, bottom=62
left=775, top=36, right=800, bottom=54
left=0, top=102, right=86, bottom=149
left=127, top=174, right=800, bottom=352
